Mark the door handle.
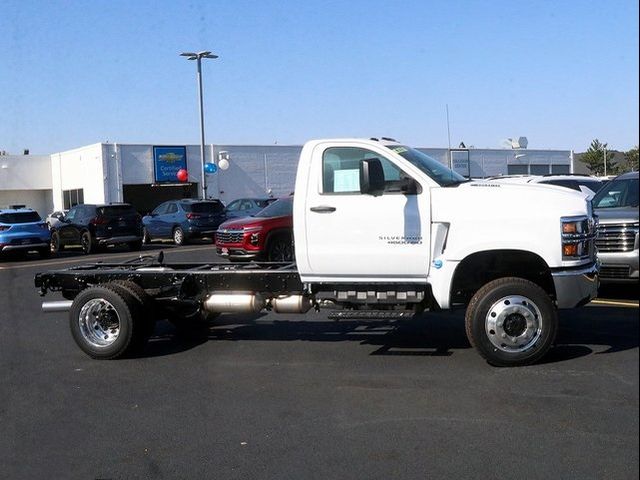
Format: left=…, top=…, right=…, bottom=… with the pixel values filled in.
left=310, top=206, right=336, bottom=213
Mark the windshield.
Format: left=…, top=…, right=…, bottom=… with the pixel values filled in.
left=184, top=201, right=225, bottom=214
left=386, top=145, right=467, bottom=186
left=0, top=212, right=42, bottom=223
left=592, top=177, right=639, bottom=208
left=254, top=197, right=293, bottom=218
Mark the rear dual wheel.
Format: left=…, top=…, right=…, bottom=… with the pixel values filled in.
left=69, top=282, right=155, bottom=359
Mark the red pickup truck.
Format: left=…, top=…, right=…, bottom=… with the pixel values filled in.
left=215, top=197, right=293, bottom=262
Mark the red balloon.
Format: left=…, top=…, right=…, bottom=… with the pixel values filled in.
left=176, top=169, right=188, bottom=182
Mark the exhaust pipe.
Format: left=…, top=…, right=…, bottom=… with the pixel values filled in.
left=42, top=300, right=73, bottom=313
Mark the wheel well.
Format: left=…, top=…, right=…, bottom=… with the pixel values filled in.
left=450, top=250, right=555, bottom=307
left=265, top=228, right=292, bottom=248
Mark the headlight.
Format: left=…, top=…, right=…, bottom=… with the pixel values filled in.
left=561, top=216, right=597, bottom=261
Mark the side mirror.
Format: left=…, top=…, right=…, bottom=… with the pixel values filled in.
left=399, top=177, right=420, bottom=195
left=360, top=158, right=385, bottom=196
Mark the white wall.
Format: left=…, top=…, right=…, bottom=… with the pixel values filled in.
left=51, top=143, right=106, bottom=210
left=0, top=154, right=52, bottom=190
left=0, top=190, right=52, bottom=218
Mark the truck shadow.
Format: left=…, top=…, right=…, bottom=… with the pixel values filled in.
left=142, top=305, right=638, bottom=364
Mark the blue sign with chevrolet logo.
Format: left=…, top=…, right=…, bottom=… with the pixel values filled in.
left=153, top=146, right=188, bottom=183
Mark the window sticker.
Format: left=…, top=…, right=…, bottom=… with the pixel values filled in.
left=334, top=169, right=360, bottom=192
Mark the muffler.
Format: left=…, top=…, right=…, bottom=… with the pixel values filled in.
left=204, top=293, right=266, bottom=313
left=271, top=295, right=313, bottom=313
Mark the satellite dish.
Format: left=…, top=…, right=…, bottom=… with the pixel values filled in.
left=500, top=138, right=513, bottom=148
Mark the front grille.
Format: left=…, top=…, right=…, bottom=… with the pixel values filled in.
left=600, top=265, right=631, bottom=279
left=216, top=230, right=244, bottom=244
left=596, top=223, right=638, bottom=253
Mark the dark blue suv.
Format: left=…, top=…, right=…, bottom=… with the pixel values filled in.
left=142, top=199, right=226, bottom=245
left=0, top=206, right=51, bottom=258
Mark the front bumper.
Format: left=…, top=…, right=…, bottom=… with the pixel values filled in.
left=597, top=250, right=639, bottom=283
left=551, top=262, right=599, bottom=308
left=216, top=247, right=261, bottom=260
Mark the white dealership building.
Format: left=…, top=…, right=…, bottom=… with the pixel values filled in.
left=0, top=141, right=574, bottom=217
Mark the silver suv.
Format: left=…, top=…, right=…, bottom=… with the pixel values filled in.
left=592, top=171, right=639, bottom=283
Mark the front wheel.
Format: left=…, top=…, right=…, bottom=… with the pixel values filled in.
left=465, top=277, right=557, bottom=367
left=266, top=234, right=294, bottom=262
left=50, top=231, right=64, bottom=253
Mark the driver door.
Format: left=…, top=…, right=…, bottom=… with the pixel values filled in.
left=302, top=144, right=431, bottom=280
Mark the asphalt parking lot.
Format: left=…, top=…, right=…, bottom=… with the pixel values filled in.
left=1, top=245, right=638, bottom=480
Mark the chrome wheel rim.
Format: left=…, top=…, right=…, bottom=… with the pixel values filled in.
left=78, top=298, right=121, bottom=347
left=174, top=229, right=183, bottom=244
left=485, top=295, right=542, bottom=353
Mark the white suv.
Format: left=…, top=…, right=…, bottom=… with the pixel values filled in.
left=486, top=174, right=604, bottom=199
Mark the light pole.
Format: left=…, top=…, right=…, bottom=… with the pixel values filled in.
left=180, top=50, right=218, bottom=199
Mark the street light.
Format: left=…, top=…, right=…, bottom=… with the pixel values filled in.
left=180, top=50, right=218, bottom=199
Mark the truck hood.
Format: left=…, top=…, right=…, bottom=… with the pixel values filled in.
left=430, top=181, right=591, bottom=265
left=594, top=206, right=639, bottom=224
left=218, top=216, right=264, bottom=230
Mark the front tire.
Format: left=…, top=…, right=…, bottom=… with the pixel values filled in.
left=266, top=234, right=294, bottom=262
left=50, top=231, right=64, bottom=253
left=142, top=227, right=151, bottom=245
left=465, top=277, right=557, bottom=367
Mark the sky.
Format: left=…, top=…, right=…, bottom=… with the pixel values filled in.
left=1, top=0, right=638, bottom=155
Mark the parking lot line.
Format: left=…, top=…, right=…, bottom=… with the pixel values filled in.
left=0, top=245, right=214, bottom=271
left=590, top=299, right=639, bottom=308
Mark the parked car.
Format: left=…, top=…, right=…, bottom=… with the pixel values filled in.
left=215, top=196, right=294, bottom=261
left=224, top=197, right=277, bottom=220
left=142, top=199, right=226, bottom=245
left=592, top=171, right=639, bottom=283
left=50, top=203, right=143, bottom=254
left=0, top=205, right=51, bottom=258
left=45, top=210, right=68, bottom=229
left=486, top=174, right=604, bottom=199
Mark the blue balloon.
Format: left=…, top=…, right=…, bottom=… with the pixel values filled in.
left=204, top=163, right=218, bottom=174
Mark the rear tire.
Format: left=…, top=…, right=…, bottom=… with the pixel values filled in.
left=465, top=277, right=557, bottom=367
left=69, top=285, right=142, bottom=359
left=173, top=227, right=185, bottom=246
left=81, top=231, right=96, bottom=254
left=106, top=281, right=156, bottom=339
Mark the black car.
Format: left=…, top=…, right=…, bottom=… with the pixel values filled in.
left=142, top=199, right=226, bottom=245
left=50, top=203, right=143, bottom=254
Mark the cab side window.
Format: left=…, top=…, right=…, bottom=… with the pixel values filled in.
left=322, top=147, right=411, bottom=195
left=166, top=203, right=178, bottom=214
left=226, top=200, right=240, bottom=212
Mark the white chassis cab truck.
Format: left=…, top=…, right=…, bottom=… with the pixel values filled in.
left=35, top=138, right=599, bottom=366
